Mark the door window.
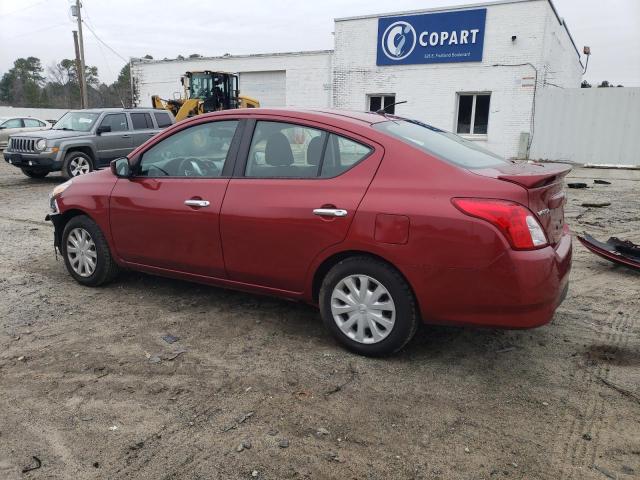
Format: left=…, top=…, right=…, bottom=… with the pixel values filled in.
left=23, top=119, right=44, bottom=127
left=246, top=121, right=325, bottom=178
left=138, top=120, right=238, bottom=178
left=1, top=118, right=23, bottom=128
left=100, top=114, right=129, bottom=132
left=130, top=113, right=154, bottom=130
left=245, top=121, right=372, bottom=179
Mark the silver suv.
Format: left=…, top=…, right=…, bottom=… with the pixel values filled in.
left=3, top=108, right=175, bottom=178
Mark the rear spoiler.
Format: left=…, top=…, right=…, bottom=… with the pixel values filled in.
left=498, top=164, right=572, bottom=189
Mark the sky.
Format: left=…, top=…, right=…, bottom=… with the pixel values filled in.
left=0, top=0, right=639, bottom=86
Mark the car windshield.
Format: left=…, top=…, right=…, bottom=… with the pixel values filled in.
left=52, top=112, right=100, bottom=132
left=374, top=119, right=510, bottom=168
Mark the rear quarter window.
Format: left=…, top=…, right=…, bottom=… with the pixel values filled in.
left=154, top=112, right=172, bottom=128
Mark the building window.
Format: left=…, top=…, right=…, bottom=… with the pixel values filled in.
left=368, top=94, right=396, bottom=114
left=456, top=93, right=490, bottom=135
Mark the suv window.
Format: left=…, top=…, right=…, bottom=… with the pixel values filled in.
left=130, top=112, right=154, bottom=130
left=100, top=113, right=128, bottom=132
left=245, top=121, right=372, bottom=179
left=138, top=120, right=238, bottom=177
left=23, top=119, right=44, bottom=127
left=154, top=112, right=172, bottom=128
left=2, top=119, right=23, bottom=128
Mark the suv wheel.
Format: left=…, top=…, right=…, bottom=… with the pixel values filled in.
left=61, top=215, right=119, bottom=286
left=319, top=256, right=419, bottom=356
left=20, top=167, right=49, bottom=178
left=62, top=151, right=93, bottom=179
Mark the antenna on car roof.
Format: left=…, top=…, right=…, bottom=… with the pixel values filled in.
left=375, top=100, right=407, bottom=115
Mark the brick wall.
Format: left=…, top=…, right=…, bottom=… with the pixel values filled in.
left=333, top=0, right=582, bottom=158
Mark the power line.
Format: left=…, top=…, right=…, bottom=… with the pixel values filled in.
left=80, top=19, right=127, bottom=63
left=1, top=0, right=48, bottom=17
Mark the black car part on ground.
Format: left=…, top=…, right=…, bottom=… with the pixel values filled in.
left=577, top=233, right=640, bottom=272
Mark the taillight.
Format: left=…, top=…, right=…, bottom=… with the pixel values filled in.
left=452, top=198, right=548, bottom=250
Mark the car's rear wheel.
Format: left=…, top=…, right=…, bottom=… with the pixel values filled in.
left=62, top=151, right=93, bottom=179
left=20, top=167, right=49, bottom=178
left=319, top=256, right=418, bottom=356
left=61, top=215, right=119, bottom=286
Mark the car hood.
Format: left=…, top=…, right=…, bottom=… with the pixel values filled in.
left=13, top=129, right=91, bottom=140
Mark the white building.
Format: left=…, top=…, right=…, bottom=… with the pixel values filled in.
left=132, top=0, right=583, bottom=159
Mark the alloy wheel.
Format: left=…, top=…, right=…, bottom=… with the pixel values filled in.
left=69, top=156, right=91, bottom=176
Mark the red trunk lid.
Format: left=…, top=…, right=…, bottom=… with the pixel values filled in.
left=473, top=162, right=571, bottom=246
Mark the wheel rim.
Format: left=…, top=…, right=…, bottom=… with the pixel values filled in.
left=69, top=156, right=91, bottom=176
left=330, top=274, right=396, bottom=344
left=66, top=227, right=97, bottom=277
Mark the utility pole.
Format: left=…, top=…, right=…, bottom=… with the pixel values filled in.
left=72, top=0, right=89, bottom=108
left=72, top=31, right=85, bottom=107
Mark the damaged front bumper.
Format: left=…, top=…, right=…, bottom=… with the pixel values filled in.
left=577, top=233, right=640, bottom=271
left=45, top=196, right=63, bottom=252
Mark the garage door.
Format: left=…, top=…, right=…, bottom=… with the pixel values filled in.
left=239, top=71, right=286, bottom=107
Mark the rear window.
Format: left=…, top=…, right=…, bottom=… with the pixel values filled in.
left=154, top=112, right=172, bottom=128
left=374, top=120, right=508, bottom=168
left=130, top=112, right=154, bottom=130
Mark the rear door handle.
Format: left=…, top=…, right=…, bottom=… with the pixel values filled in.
left=185, top=199, right=210, bottom=208
left=121, top=134, right=131, bottom=138
left=313, top=208, right=348, bottom=217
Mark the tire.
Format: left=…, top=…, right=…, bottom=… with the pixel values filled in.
left=20, top=167, right=49, bottom=178
left=62, top=151, right=93, bottom=179
left=61, top=215, right=119, bottom=287
left=319, top=256, right=419, bottom=356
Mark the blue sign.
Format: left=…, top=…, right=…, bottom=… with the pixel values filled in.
left=377, top=9, right=486, bottom=66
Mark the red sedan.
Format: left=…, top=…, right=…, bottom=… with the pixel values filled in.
left=47, top=109, right=571, bottom=356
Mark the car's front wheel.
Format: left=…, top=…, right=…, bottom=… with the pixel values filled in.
left=62, top=151, right=93, bottom=179
left=319, top=256, right=419, bottom=356
left=20, top=167, right=49, bottom=178
left=61, top=215, right=119, bottom=286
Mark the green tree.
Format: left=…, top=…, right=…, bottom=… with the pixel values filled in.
left=0, top=56, right=45, bottom=106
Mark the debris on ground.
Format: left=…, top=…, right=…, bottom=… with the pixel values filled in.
left=222, top=411, right=255, bottom=432
left=581, top=201, right=611, bottom=208
left=163, top=348, right=187, bottom=361
left=577, top=233, right=640, bottom=272
left=22, top=456, right=41, bottom=473
left=567, top=182, right=588, bottom=189
left=161, top=334, right=180, bottom=344
left=278, top=438, right=289, bottom=448
left=593, top=179, right=611, bottom=185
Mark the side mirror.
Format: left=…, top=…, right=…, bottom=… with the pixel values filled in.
left=110, top=157, right=131, bottom=177
left=97, top=125, right=111, bottom=135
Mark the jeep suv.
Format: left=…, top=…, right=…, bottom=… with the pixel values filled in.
left=3, top=108, right=175, bottom=178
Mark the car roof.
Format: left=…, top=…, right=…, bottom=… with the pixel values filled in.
left=199, top=108, right=392, bottom=127
left=68, top=108, right=169, bottom=114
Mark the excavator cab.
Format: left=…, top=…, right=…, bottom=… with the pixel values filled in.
left=151, top=70, right=259, bottom=122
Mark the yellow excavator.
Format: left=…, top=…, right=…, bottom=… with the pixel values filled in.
left=151, top=71, right=260, bottom=121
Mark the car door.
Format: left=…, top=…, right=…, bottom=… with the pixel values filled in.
left=94, top=113, right=133, bottom=165
left=22, top=118, right=48, bottom=133
left=129, top=112, right=158, bottom=147
left=220, top=118, right=382, bottom=292
left=109, top=119, right=243, bottom=278
left=0, top=118, right=24, bottom=145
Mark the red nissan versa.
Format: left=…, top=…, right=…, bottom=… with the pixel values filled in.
left=46, top=109, right=571, bottom=356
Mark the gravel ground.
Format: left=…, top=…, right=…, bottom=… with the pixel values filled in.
left=0, top=160, right=638, bottom=480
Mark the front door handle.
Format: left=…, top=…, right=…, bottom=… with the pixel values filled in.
left=184, top=199, right=210, bottom=208
left=313, top=208, right=348, bottom=217
left=121, top=134, right=131, bottom=138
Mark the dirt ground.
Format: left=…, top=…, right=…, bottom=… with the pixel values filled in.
left=0, top=160, right=638, bottom=480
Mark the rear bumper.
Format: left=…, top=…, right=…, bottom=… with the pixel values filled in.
left=405, top=232, right=572, bottom=329
left=3, top=151, right=61, bottom=170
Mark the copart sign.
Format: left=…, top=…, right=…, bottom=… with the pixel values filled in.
left=377, top=9, right=486, bottom=65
